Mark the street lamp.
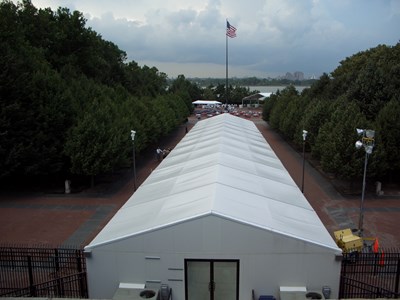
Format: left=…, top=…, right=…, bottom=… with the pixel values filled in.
left=131, top=130, right=137, bottom=190
left=355, top=128, right=375, bottom=237
left=301, top=130, right=308, bottom=193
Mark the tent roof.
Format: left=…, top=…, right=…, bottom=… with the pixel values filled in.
left=242, top=93, right=272, bottom=101
left=86, top=114, right=339, bottom=252
left=193, top=100, right=222, bottom=105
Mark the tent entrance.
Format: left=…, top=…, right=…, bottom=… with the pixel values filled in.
left=184, top=259, right=239, bottom=300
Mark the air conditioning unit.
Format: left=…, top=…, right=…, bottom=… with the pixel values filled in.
left=279, top=286, right=327, bottom=300
left=279, top=286, right=307, bottom=300
left=305, top=291, right=325, bottom=300
left=113, top=283, right=159, bottom=300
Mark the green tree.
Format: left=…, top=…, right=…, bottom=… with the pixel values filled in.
left=304, top=73, right=333, bottom=100
left=268, top=85, right=298, bottom=131
left=202, top=85, right=216, bottom=100
left=373, top=99, right=400, bottom=180
left=0, top=2, right=73, bottom=177
left=332, top=44, right=400, bottom=120
left=169, top=75, right=197, bottom=113
left=230, top=86, right=252, bottom=105
left=262, top=91, right=279, bottom=122
left=140, top=65, right=167, bottom=96
left=64, top=95, right=126, bottom=186
left=296, top=98, right=333, bottom=159
left=314, top=96, right=369, bottom=179
left=279, top=92, right=306, bottom=141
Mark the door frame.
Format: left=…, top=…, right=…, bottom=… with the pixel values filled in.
left=184, top=259, right=240, bottom=300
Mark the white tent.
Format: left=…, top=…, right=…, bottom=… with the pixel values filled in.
left=242, top=92, right=272, bottom=107
left=85, top=114, right=341, bottom=300
left=192, top=100, right=222, bottom=105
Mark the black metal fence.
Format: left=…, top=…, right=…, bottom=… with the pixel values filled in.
left=340, top=249, right=400, bottom=298
left=0, top=245, right=88, bottom=298
left=1, top=244, right=399, bottom=299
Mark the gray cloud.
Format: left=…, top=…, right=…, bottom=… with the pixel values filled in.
left=30, top=0, right=400, bottom=78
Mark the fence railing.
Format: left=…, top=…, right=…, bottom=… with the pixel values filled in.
left=0, top=272, right=87, bottom=298
left=1, top=244, right=398, bottom=299
left=340, top=276, right=399, bottom=299
left=0, top=245, right=88, bottom=298
left=340, top=249, right=400, bottom=299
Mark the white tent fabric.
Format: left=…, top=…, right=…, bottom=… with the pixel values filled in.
left=242, top=92, right=272, bottom=101
left=192, top=100, right=222, bottom=105
left=86, top=114, right=338, bottom=251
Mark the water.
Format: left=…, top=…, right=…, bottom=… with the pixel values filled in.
left=245, top=85, right=309, bottom=93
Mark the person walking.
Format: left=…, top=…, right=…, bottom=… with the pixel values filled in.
left=156, top=147, right=163, bottom=161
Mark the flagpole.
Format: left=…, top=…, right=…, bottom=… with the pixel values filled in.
left=225, top=20, right=236, bottom=106
left=226, top=27, right=228, bottom=106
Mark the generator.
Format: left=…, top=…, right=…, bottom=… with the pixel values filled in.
left=334, top=228, right=363, bottom=253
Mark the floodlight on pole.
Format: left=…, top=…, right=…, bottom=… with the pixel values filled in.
left=131, top=130, right=137, bottom=191
left=301, top=130, right=308, bottom=193
left=355, top=128, right=375, bottom=237
left=356, top=128, right=364, bottom=135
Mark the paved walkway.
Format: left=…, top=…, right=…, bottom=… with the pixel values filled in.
left=0, top=122, right=192, bottom=248
left=0, top=116, right=399, bottom=248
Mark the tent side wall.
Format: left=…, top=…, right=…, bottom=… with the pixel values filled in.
left=86, top=215, right=341, bottom=300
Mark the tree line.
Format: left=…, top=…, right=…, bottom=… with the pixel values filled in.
left=0, top=0, right=201, bottom=186
left=262, top=43, right=400, bottom=187
left=184, top=77, right=316, bottom=88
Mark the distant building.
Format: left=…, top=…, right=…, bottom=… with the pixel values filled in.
left=284, top=71, right=305, bottom=81
left=293, top=71, right=305, bottom=81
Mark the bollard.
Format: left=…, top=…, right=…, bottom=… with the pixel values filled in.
left=65, top=180, right=71, bottom=194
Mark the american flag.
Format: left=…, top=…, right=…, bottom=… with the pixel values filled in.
left=226, top=21, right=237, bottom=38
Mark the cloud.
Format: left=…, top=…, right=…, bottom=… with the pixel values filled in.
left=29, top=0, right=400, bottom=78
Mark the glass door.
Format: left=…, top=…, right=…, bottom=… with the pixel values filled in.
left=185, top=259, right=239, bottom=300
left=186, top=261, right=211, bottom=300
left=213, top=261, right=238, bottom=300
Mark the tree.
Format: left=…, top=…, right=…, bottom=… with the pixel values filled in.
left=262, top=91, right=279, bottom=122
left=230, top=86, right=252, bottom=105
left=64, top=95, right=126, bottom=186
left=296, top=97, right=333, bottom=159
left=201, top=85, right=215, bottom=100
left=0, top=2, right=75, bottom=177
left=279, top=93, right=307, bottom=141
left=169, top=75, right=197, bottom=113
left=268, top=85, right=298, bottom=131
left=332, top=44, right=400, bottom=120
left=314, top=96, right=369, bottom=179
left=304, top=73, right=333, bottom=100
left=373, top=99, right=400, bottom=180
left=140, top=65, right=167, bottom=96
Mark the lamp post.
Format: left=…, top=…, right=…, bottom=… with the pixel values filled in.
left=355, top=128, right=375, bottom=237
left=301, top=130, right=308, bottom=193
left=131, top=130, right=137, bottom=191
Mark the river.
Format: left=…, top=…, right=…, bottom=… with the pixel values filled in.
left=245, top=85, right=309, bottom=93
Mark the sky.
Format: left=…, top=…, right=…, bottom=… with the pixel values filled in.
left=28, top=0, right=400, bottom=79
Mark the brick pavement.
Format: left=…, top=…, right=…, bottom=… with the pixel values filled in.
left=0, top=121, right=192, bottom=247
left=0, top=115, right=399, bottom=248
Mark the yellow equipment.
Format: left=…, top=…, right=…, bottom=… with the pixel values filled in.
left=334, top=228, right=363, bottom=253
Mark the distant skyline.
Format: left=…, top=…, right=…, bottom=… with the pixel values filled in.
left=28, top=0, right=400, bottom=78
